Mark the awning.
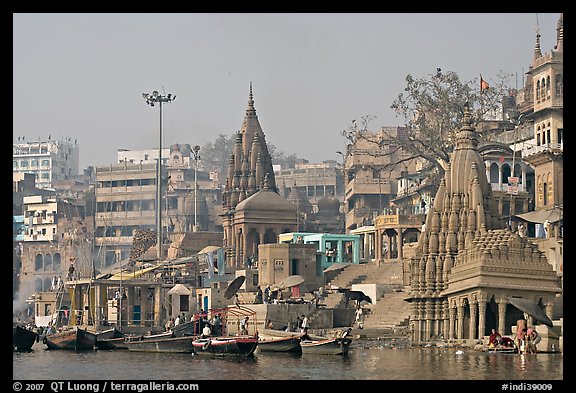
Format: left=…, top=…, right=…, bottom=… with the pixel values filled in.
left=108, top=264, right=162, bottom=280
left=515, top=208, right=562, bottom=224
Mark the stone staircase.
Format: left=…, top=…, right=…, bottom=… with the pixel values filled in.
left=321, top=262, right=411, bottom=331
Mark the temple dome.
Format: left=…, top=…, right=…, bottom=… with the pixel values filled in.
left=317, top=194, right=341, bottom=213
left=236, top=188, right=297, bottom=213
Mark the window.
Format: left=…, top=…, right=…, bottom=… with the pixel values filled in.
left=179, top=295, right=189, bottom=311
left=555, top=74, right=563, bottom=96
left=20, top=160, right=28, bottom=167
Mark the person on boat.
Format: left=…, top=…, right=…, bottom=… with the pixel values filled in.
left=300, top=315, right=309, bottom=333
left=265, top=319, right=274, bottom=329
left=240, top=316, right=249, bottom=335
left=174, top=314, right=182, bottom=327
left=341, top=327, right=352, bottom=338
left=488, top=328, right=502, bottom=347
left=202, top=324, right=211, bottom=338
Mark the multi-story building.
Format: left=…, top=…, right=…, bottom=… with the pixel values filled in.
left=94, top=161, right=162, bottom=267
left=341, top=126, right=419, bottom=231
left=17, top=194, right=92, bottom=302
left=275, top=161, right=344, bottom=211
left=13, top=138, right=79, bottom=189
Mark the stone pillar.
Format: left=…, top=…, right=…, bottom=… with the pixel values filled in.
left=469, top=300, right=478, bottom=340
left=411, top=302, right=420, bottom=342
left=477, top=296, right=487, bottom=340
left=425, top=300, right=433, bottom=340
left=497, top=297, right=507, bottom=335
left=448, top=303, right=456, bottom=340
left=457, top=303, right=465, bottom=340
left=398, top=229, right=404, bottom=260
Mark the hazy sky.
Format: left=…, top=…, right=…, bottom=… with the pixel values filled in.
left=13, top=13, right=561, bottom=170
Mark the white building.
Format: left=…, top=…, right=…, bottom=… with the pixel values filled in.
left=13, top=138, right=79, bottom=189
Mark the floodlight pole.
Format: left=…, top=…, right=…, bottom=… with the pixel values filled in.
left=142, top=90, right=175, bottom=261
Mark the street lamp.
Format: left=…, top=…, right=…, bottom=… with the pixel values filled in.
left=142, top=90, right=175, bottom=261
left=192, top=145, right=201, bottom=232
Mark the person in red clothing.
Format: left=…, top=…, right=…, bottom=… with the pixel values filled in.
left=488, top=328, right=502, bottom=347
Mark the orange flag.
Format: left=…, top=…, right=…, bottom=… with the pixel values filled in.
left=480, top=74, right=489, bottom=92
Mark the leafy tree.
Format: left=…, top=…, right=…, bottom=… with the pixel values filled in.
left=201, top=133, right=299, bottom=178
left=342, top=69, right=513, bottom=179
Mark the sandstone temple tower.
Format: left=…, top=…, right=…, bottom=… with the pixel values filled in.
left=406, top=105, right=561, bottom=342
left=221, top=84, right=297, bottom=269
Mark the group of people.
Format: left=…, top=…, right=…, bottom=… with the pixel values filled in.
left=488, top=324, right=541, bottom=354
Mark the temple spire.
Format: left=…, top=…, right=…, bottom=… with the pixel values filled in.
left=246, top=82, right=256, bottom=117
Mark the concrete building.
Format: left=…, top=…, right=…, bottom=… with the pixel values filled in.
left=94, top=161, right=162, bottom=267
left=13, top=138, right=79, bottom=189
left=341, top=126, right=419, bottom=231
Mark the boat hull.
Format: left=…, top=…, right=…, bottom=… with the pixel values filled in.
left=257, top=336, right=302, bottom=352
left=94, top=328, right=125, bottom=349
left=192, top=336, right=258, bottom=358
left=44, top=327, right=96, bottom=350
left=300, top=337, right=351, bottom=355
left=13, top=325, right=39, bottom=351
left=125, top=336, right=194, bottom=353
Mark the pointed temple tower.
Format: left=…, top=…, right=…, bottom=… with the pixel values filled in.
left=221, top=84, right=297, bottom=269
left=406, top=104, right=561, bottom=342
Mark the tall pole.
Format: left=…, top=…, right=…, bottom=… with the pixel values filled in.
left=508, top=114, right=523, bottom=228
left=192, top=145, right=201, bottom=232
left=142, top=90, right=175, bottom=260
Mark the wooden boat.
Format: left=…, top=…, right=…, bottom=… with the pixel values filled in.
left=192, top=336, right=258, bottom=357
left=125, top=332, right=194, bottom=353
left=300, top=335, right=352, bottom=355
left=13, top=324, right=39, bottom=351
left=257, top=328, right=303, bottom=353
left=43, top=326, right=96, bottom=350
left=94, top=328, right=126, bottom=350
left=190, top=304, right=258, bottom=357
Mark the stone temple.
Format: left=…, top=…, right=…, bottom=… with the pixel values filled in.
left=405, top=104, right=561, bottom=342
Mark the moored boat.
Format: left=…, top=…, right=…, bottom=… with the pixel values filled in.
left=300, top=335, right=351, bottom=355
left=192, top=336, right=258, bottom=357
left=43, top=326, right=96, bottom=350
left=94, top=327, right=126, bottom=350
left=125, top=333, right=194, bottom=353
left=13, top=324, right=39, bottom=351
left=257, top=329, right=303, bottom=353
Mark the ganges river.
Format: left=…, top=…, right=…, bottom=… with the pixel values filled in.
left=13, top=340, right=563, bottom=384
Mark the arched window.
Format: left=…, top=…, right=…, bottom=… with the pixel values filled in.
left=536, top=80, right=541, bottom=101
left=546, top=75, right=551, bottom=98
left=537, top=127, right=541, bottom=146
left=555, top=74, right=563, bottom=96
left=541, top=78, right=546, bottom=99
left=53, top=253, right=61, bottom=272
left=35, top=254, right=43, bottom=271
left=44, top=254, right=53, bottom=271
left=489, top=163, right=500, bottom=184
left=35, top=278, right=43, bottom=292
left=502, top=163, right=512, bottom=183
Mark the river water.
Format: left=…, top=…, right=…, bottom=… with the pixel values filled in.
left=13, top=340, right=563, bottom=384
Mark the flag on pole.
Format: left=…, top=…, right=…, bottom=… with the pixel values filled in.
left=480, top=74, right=489, bottom=92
